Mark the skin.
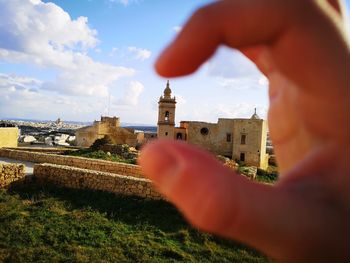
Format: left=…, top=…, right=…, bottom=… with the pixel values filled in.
left=139, top=0, right=350, bottom=262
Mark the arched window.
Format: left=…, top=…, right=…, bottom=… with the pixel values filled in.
left=176, top=133, right=183, bottom=140
left=165, top=111, right=170, bottom=122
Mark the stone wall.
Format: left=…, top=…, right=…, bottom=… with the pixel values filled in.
left=0, top=149, right=143, bottom=178
left=34, top=163, right=162, bottom=200
left=0, top=163, right=26, bottom=187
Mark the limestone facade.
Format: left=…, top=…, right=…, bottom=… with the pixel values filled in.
left=157, top=82, right=268, bottom=169
left=232, top=119, right=268, bottom=170
left=75, top=116, right=144, bottom=148
left=0, top=127, right=19, bottom=148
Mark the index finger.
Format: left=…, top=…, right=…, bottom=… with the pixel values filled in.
left=155, top=0, right=350, bottom=96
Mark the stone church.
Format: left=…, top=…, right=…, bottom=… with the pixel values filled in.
left=157, top=81, right=268, bottom=169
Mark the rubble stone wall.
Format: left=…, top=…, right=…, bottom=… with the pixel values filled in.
left=0, top=149, right=143, bottom=178
left=0, top=163, right=26, bottom=187
left=34, top=163, right=162, bottom=200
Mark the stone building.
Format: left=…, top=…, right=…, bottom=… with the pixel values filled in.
left=157, top=80, right=176, bottom=140
left=157, top=82, right=268, bottom=169
left=0, top=126, right=19, bottom=148
left=75, top=116, right=144, bottom=148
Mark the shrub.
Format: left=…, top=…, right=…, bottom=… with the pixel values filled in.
left=90, top=136, right=113, bottom=151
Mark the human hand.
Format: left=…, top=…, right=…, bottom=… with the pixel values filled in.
left=139, top=0, right=350, bottom=262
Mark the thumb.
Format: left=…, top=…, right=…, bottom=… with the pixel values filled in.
left=139, top=140, right=305, bottom=260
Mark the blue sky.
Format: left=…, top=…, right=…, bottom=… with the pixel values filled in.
left=0, top=0, right=349, bottom=124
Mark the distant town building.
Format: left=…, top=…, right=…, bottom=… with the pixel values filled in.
left=0, top=125, right=19, bottom=148
left=55, top=118, right=63, bottom=125
left=75, top=116, right=144, bottom=148
left=157, top=81, right=268, bottom=169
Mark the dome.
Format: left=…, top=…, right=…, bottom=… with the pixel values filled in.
left=251, top=108, right=260, bottom=120
left=163, top=80, right=172, bottom=98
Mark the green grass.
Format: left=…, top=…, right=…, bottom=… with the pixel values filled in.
left=255, top=166, right=279, bottom=184
left=63, top=149, right=137, bottom=164
left=236, top=166, right=279, bottom=184
left=0, top=183, right=269, bottom=263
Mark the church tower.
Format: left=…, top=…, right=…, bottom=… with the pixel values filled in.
left=157, top=80, right=176, bottom=139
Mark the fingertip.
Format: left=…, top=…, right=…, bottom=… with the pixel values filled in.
left=154, top=46, right=173, bottom=77
left=139, top=140, right=175, bottom=181
left=154, top=44, right=200, bottom=77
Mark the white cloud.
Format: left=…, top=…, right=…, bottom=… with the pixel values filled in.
left=117, top=81, right=144, bottom=106
left=109, top=47, right=119, bottom=57
left=213, top=103, right=267, bottom=119
left=174, top=101, right=267, bottom=124
left=0, top=73, right=42, bottom=91
left=208, top=47, right=259, bottom=78
left=127, top=46, right=151, bottom=61
left=43, top=56, right=134, bottom=97
left=109, top=46, right=151, bottom=61
left=207, top=46, right=267, bottom=90
left=0, top=0, right=97, bottom=65
left=217, top=76, right=267, bottom=90
left=0, top=0, right=134, bottom=97
left=173, top=94, right=186, bottom=105
left=173, top=26, right=182, bottom=33
left=0, top=73, right=107, bottom=120
left=258, top=75, right=269, bottom=86
left=108, top=0, right=140, bottom=6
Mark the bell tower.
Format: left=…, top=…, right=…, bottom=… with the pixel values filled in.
left=157, top=80, right=176, bottom=139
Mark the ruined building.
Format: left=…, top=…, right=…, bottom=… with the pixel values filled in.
left=157, top=81, right=268, bottom=169
left=75, top=116, right=144, bottom=148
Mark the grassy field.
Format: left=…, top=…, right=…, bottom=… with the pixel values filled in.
left=64, top=149, right=137, bottom=164
left=0, top=183, right=269, bottom=263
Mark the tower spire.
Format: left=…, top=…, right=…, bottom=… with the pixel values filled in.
left=163, top=80, right=172, bottom=98
left=251, top=107, right=260, bottom=120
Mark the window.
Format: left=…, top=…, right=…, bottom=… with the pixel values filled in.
left=165, top=132, right=168, bottom=136
left=200, top=127, right=209, bottom=135
left=226, top=133, right=232, bottom=142
left=176, top=133, right=183, bottom=140
left=241, top=134, right=246, bottom=145
left=240, top=153, right=245, bottom=162
left=165, top=111, right=169, bottom=122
